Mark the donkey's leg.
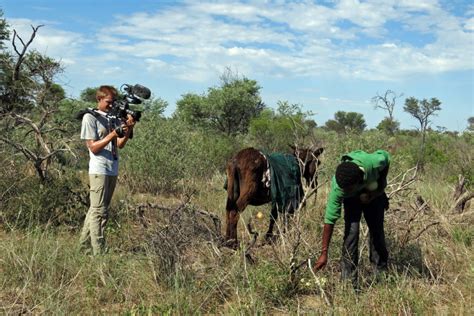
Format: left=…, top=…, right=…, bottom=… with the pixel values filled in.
left=225, top=208, right=240, bottom=248
left=230, top=179, right=260, bottom=245
left=265, top=205, right=279, bottom=242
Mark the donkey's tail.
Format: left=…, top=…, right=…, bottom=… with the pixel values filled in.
left=225, top=160, right=240, bottom=211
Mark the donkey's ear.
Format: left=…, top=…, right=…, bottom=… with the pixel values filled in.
left=312, top=147, right=324, bottom=156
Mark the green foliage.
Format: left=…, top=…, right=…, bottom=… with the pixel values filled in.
left=247, top=262, right=297, bottom=305
left=468, top=117, right=474, bottom=132
left=424, top=132, right=473, bottom=188
left=404, top=97, right=442, bottom=133
left=377, top=117, right=400, bottom=135
left=0, top=25, right=77, bottom=182
left=174, top=71, right=264, bottom=135
left=121, top=117, right=239, bottom=194
left=324, top=111, right=367, bottom=134
left=0, top=10, right=9, bottom=49
left=79, top=87, right=98, bottom=103
left=403, top=97, right=442, bottom=169
left=0, top=171, right=86, bottom=229
left=0, top=13, right=472, bottom=315
left=1, top=127, right=473, bottom=314
left=247, top=101, right=315, bottom=151
left=452, top=227, right=473, bottom=246
left=142, top=97, right=168, bottom=117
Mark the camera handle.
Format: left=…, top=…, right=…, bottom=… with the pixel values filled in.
left=114, top=125, right=125, bottom=138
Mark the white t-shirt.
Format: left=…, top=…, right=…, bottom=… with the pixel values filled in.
left=80, top=112, right=121, bottom=176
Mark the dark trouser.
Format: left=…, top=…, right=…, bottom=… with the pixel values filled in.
left=341, top=193, right=389, bottom=285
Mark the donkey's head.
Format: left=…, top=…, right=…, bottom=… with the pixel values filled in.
left=290, top=145, right=324, bottom=188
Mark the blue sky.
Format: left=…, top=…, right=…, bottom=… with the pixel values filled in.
left=2, top=0, right=473, bottom=131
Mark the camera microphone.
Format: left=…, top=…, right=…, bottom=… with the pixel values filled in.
left=131, top=84, right=151, bottom=100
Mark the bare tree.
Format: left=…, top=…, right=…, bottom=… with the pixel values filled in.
left=372, top=90, right=402, bottom=121
left=372, top=90, right=402, bottom=135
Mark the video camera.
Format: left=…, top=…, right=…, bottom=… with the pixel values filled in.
left=108, top=84, right=151, bottom=122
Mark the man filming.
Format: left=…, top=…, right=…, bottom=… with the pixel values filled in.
left=79, top=85, right=136, bottom=255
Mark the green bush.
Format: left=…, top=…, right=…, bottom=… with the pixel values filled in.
left=0, top=170, right=87, bottom=230
left=247, top=103, right=315, bottom=152
left=121, top=117, right=239, bottom=194
left=452, top=227, right=473, bottom=247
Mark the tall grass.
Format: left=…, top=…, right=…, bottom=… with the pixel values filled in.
left=2, top=172, right=472, bottom=314
left=1, top=129, right=472, bottom=314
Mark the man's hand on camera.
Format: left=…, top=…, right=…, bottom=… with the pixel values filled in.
left=126, top=114, right=136, bottom=128
left=114, top=125, right=126, bottom=138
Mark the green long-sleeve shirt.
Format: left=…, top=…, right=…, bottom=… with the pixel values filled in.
left=324, top=150, right=391, bottom=224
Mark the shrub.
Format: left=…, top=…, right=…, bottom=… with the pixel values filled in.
left=121, top=117, right=239, bottom=194
left=0, top=169, right=87, bottom=230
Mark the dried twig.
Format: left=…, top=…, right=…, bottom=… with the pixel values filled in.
left=244, top=220, right=258, bottom=263
left=388, top=166, right=418, bottom=199
left=308, top=259, right=331, bottom=306
left=451, top=191, right=474, bottom=214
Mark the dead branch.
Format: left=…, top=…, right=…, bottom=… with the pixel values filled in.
left=451, top=191, right=474, bottom=214
left=0, top=136, right=37, bottom=161
left=12, top=25, right=44, bottom=81
left=308, top=259, right=331, bottom=306
left=388, top=166, right=418, bottom=199
left=411, top=222, right=440, bottom=242
left=398, top=195, right=440, bottom=247
left=295, top=180, right=327, bottom=215
left=288, top=217, right=303, bottom=283
left=194, top=206, right=222, bottom=236
left=415, top=195, right=431, bottom=213
left=135, top=201, right=222, bottom=236
left=453, top=175, right=466, bottom=201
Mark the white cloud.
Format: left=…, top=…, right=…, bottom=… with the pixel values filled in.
left=95, top=1, right=471, bottom=82
left=7, top=1, right=473, bottom=84
left=397, top=0, right=440, bottom=12
left=464, top=17, right=474, bottom=31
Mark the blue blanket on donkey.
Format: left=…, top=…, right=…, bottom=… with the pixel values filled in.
left=266, top=152, right=303, bottom=213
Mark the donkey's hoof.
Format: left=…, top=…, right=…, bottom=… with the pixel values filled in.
left=264, top=233, right=277, bottom=244
left=222, top=239, right=239, bottom=250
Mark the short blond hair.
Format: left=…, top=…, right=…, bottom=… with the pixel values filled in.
left=96, top=85, right=117, bottom=101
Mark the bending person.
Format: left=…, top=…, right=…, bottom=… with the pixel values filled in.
left=314, top=149, right=391, bottom=287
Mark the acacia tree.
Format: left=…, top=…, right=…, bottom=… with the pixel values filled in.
left=403, top=97, right=442, bottom=169
left=324, top=111, right=366, bottom=134
left=468, top=117, right=474, bottom=132
left=174, top=69, right=265, bottom=136
left=0, top=23, right=74, bottom=181
left=79, top=87, right=98, bottom=103
left=372, top=89, right=402, bottom=135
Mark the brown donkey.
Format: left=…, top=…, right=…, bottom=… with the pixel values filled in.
left=224, top=146, right=324, bottom=247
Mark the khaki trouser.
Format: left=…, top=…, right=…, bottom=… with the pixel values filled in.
left=79, top=174, right=117, bottom=255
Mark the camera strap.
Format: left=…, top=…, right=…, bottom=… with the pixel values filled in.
left=75, top=108, right=102, bottom=120
left=104, top=114, right=119, bottom=160
left=94, top=111, right=119, bottom=160
left=77, top=108, right=118, bottom=160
